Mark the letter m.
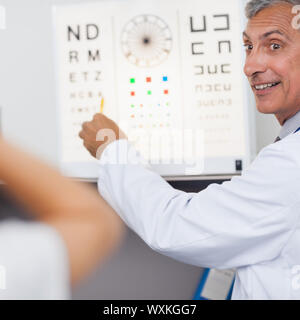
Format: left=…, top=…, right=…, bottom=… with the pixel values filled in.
left=88, top=50, right=101, bottom=62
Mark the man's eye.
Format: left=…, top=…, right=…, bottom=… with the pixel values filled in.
left=244, top=44, right=253, bottom=51
left=270, top=43, right=281, bottom=50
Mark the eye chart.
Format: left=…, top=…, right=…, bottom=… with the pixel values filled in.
left=53, top=0, right=254, bottom=179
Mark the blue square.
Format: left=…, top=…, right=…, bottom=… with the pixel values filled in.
left=163, top=76, right=168, bottom=82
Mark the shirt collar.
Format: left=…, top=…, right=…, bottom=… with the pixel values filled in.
left=279, top=111, right=300, bottom=139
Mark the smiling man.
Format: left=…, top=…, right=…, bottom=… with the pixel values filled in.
left=244, top=1, right=300, bottom=128
left=79, top=0, right=300, bottom=300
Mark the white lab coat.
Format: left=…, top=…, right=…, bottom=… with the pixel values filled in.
left=97, top=131, right=300, bottom=300
left=0, top=221, right=70, bottom=299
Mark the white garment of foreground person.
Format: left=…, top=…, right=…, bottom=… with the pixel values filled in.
left=0, top=222, right=69, bottom=299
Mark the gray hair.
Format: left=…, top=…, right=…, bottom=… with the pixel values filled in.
left=245, top=0, right=300, bottom=19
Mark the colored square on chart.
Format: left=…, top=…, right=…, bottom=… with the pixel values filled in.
left=131, top=91, right=135, bottom=96
left=163, top=76, right=168, bottom=82
left=147, top=90, right=152, bottom=95
left=146, top=77, right=151, bottom=83
left=164, top=89, right=169, bottom=95
left=130, top=78, right=135, bottom=84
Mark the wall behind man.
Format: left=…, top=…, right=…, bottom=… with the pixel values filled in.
left=0, top=0, right=281, bottom=299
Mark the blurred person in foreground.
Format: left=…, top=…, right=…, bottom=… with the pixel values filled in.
left=0, top=136, right=123, bottom=299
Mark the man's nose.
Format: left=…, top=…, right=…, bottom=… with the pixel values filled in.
left=244, top=51, right=267, bottom=78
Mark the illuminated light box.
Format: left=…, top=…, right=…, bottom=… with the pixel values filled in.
left=53, top=0, right=254, bottom=179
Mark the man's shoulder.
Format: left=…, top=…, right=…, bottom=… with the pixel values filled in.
left=257, top=131, right=300, bottom=166
left=277, top=131, right=300, bottom=152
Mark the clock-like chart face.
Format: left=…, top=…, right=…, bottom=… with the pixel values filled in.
left=121, top=14, right=173, bottom=68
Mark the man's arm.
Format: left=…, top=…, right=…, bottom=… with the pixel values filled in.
left=80, top=114, right=300, bottom=269
left=0, top=137, right=124, bottom=285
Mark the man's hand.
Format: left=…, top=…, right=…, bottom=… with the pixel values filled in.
left=79, top=113, right=127, bottom=159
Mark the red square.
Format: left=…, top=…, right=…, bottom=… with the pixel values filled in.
left=146, top=77, right=152, bottom=83
left=131, top=91, right=135, bottom=96
left=164, top=89, right=169, bottom=95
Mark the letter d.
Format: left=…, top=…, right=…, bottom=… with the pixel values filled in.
left=86, top=24, right=99, bottom=40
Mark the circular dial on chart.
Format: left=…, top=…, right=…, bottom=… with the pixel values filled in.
left=121, top=15, right=173, bottom=68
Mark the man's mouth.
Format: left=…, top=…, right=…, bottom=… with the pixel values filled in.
left=252, top=81, right=281, bottom=94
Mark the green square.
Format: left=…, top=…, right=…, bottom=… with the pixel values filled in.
left=147, top=90, right=152, bottom=95
left=130, top=78, right=135, bottom=84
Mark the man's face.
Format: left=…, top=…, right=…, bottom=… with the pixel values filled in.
left=243, top=3, right=300, bottom=124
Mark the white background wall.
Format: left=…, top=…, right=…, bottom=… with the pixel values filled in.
left=0, top=0, right=281, bottom=299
